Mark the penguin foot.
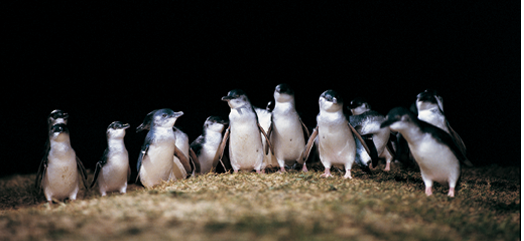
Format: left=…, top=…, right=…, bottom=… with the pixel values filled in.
left=384, top=161, right=391, bottom=171
left=343, top=170, right=352, bottom=179
left=256, top=169, right=263, bottom=174
left=425, top=186, right=433, bottom=196
left=320, top=169, right=333, bottom=178
left=234, top=169, right=239, bottom=174
left=301, top=164, right=308, bottom=172
left=448, top=188, right=455, bottom=197
left=279, top=167, right=286, bottom=173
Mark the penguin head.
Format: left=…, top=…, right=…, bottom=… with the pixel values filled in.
left=416, top=89, right=444, bottom=112
left=136, top=109, right=183, bottom=131
left=380, top=107, right=417, bottom=132
left=204, top=116, right=228, bottom=133
left=274, top=83, right=295, bottom=103
left=152, top=109, right=183, bottom=129
left=48, top=109, right=69, bottom=127
left=221, top=89, right=251, bottom=109
left=107, top=121, right=130, bottom=139
left=348, top=97, right=370, bottom=115
left=49, top=123, right=69, bottom=141
left=319, top=90, right=343, bottom=112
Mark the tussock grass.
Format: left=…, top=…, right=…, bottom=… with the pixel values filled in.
left=0, top=164, right=520, bottom=241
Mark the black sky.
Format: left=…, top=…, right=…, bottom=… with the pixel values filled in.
left=2, top=1, right=520, bottom=177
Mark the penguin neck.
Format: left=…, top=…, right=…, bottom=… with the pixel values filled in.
left=274, top=100, right=295, bottom=113
left=397, top=122, right=425, bottom=144
left=107, top=137, right=126, bottom=152
left=151, top=126, right=176, bottom=142
left=319, top=108, right=344, bottom=119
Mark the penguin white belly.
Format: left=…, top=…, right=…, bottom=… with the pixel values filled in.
left=409, top=135, right=460, bottom=185
left=272, top=116, right=305, bottom=165
left=43, top=148, right=79, bottom=201
left=318, top=125, right=356, bottom=167
left=99, top=151, right=129, bottom=193
left=199, top=133, right=222, bottom=173
left=140, top=142, right=175, bottom=187
left=229, top=122, right=264, bottom=171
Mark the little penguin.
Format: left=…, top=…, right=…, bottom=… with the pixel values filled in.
left=217, top=89, right=272, bottom=173
left=416, top=89, right=470, bottom=166
left=300, top=90, right=374, bottom=179
left=35, top=123, right=88, bottom=202
left=90, top=121, right=131, bottom=196
left=380, top=107, right=469, bottom=197
left=348, top=97, right=395, bottom=171
left=266, top=83, right=310, bottom=173
left=136, top=109, right=189, bottom=188
left=190, top=116, right=228, bottom=174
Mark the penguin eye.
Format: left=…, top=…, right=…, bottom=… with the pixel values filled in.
left=162, top=113, right=167, bottom=118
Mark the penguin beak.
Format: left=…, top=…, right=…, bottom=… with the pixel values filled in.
left=172, top=111, right=184, bottom=118
left=122, top=123, right=130, bottom=129
left=221, top=95, right=233, bottom=101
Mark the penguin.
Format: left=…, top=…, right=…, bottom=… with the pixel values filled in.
left=348, top=97, right=395, bottom=171
left=380, top=107, right=469, bottom=197
left=300, top=90, right=375, bottom=179
left=35, top=123, right=88, bottom=202
left=416, top=89, right=469, bottom=166
left=266, top=83, right=310, bottom=173
left=216, top=89, right=273, bottom=173
left=190, top=116, right=228, bottom=174
left=90, top=121, right=131, bottom=196
left=136, top=109, right=190, bottom=188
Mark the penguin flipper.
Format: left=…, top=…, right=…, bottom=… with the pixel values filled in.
left=299, top=118, right=310, bottom=139
left=349, top=123, right=379, bottom=168
left=446, top=122, right=471, bottom=166
left=90, top=148, right=109, bottom=188
left=300, top=126, right=319, bottom=163
left=90, top=162, right=102, bottom=188
left=136, top=141, right=150, bottom=182
left=258, top=122, right=273, bottom=155
left=265, top=123, right=273, bottom=155
left=35, top=141, right=51, bottom=190
left=189, top=147, right=200, bottom=175
left=214, top=126, right=230, bottom=170
left=174, top=146, right=192, bottom=176
left=34, top=156, right=47, bottom=190
left=76, top=156, right=89, bottom=190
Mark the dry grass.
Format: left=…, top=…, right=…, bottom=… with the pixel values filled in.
left=0, top=163, right=520, bottom=241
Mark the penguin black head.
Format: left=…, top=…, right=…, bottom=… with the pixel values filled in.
left=204, top=116, right=228, bottom=133
left=319, top=90, right=343, bottom=112
left=416, top=89, right=444, bottom=112
left=48, top=109, right=69, bottom=126
left=348, top=97, right=371, bottom=115
left=152, top=109, right=183, bottom=129
left=274, top=83, right=295, bottom=103
left=108, top=121, right=130, bottom=130
left=416, top=89, right=439, bottom=103
left=222, top=89, right=251, bottom=108
left=137, top=109, right=183, bottom=131
left=380, top=107, right=418, bottom=131
left=275, top=83, right=294, bottom=95
left=107, top=121, right=130, bottom=139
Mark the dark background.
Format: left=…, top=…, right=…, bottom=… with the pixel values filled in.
left=2, top=1, right=520, bottom=177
